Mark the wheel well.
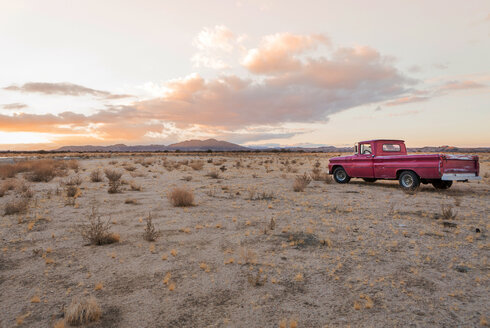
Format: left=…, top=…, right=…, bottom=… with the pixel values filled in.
left=396, top=169, right=419, bottom=180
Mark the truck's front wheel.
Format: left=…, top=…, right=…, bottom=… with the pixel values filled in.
left=333, top=167, right=351, bottom=184
left=399, top=171, right=420, bottom=191
left=432, top=180, right=453, bottom=190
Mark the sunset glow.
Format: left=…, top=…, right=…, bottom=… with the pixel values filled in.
left=1, top=1, right=489, bottom=150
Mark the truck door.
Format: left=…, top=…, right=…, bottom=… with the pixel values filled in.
left=350, top=143, right=375, bottom=178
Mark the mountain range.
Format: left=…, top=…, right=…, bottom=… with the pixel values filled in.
left=51, top=139, right=489, bottom=153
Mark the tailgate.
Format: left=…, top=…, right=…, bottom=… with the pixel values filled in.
left=441, top=155, right=480, bottom=180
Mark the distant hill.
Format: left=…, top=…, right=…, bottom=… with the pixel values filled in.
left=48, top=140, right=489, bottom=153
left=54, top=139, right=249, bottom=152
left=167, top=139, right=249, bottom=151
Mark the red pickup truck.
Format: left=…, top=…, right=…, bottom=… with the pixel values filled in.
left=328, top=140, right=481, bottom=191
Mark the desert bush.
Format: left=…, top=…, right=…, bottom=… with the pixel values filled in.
left=206, top=170, right=221, bottom=179
left=182, top=175, right=193, bottom=181
left=293, top=173, right=311, bottom=192
left=240, top=248, right=257, bottom=264
left=124, top=198, right=138, bottom=205
left=129, top=181, right=142, bottom=191
left=248, top=187, right=274, bottom=200
left=189, top=160, right=204, bottom=171
left=248, top=269, right=267, bottom=287
left=90, top=169, right=103, bottom=182
left=26, top=160, right=65, bottom=182
left=168, top=187, right=194, bottom=207
left=79, top=206, right=120, bottom=245
left=65, top=185, right=79, bottom=198
left=143, top=213, right=160, bottom=241
left=64, top=175, right=83, bottom=186
left=104, top=169, right=123, bottom=193
left=124, top=165, right=137, bottom=172
left=441, top=205, right=457, bottom=220
left=64, top=296, right=101, bottom=325
left=4, top=196, right=29, bottom=215
left=67, top=159, right=80, bottom=172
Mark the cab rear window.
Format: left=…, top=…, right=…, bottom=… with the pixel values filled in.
left=382, top=144, right=401, bottom=152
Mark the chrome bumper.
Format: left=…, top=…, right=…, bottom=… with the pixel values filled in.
left=441, top=173, right=481, bottom=181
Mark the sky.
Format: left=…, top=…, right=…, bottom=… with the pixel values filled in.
left=0, top=0, right=489, bottom=150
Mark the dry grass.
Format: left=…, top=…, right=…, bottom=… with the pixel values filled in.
left=66, top=159, right=80, bottom=172
left=143, top=213, right=160, bottom=241
left=79, top=206, right=120, bottom=245
left=104, top=169, right=123, bottom=193
left=293, top=173, right=311, bottom=192
left=129, top=181, right=142, bottom=191
left=4, top=196, right=29, bottom=215
left=189, top=160, right=204, bottom=171
left=206, top=170, right=221, bottom=179
left=441, top=205, right=457, bottom=220
left=90, top=169, right=103, bottom=182
left=64, top=296, right=101, bottom=325
left=168, top=187, right=195, bottom=207
left=26, top=160, right=66, bottom=182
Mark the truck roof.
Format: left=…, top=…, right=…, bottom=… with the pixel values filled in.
left=359, top=139, right=405, bottom=143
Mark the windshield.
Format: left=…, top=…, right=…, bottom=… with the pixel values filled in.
left=354, top=144, right=358, bottom=154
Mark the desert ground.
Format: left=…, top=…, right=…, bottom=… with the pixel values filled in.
left=0, top=153, right=488, bottom=328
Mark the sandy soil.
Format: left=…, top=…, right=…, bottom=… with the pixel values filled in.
left=0, top=153, right=489, bottom=328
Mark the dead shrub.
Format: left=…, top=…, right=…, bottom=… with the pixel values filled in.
left=129, top=181, right=142, bottom=191
left=206, top=170, right=221, bottom=179
left=67, top=159, right=80, bottom=172
left=90, top=169, right=103, bottom=182
left=4, top=197, right=29, bottom=215
left=104, top=169, right=123, bottom=193
left=240, top=248, right=257, bottom=265
left=168, top=187, right=194, bottom=207
left=143, top=213, right=160, bottom=241
left=441, top=205, right=457, bottom=220
left=182, top=175, right=193, bottom=181
left=124, top=198, right=138, bottom=205
left=189, top=161, right=204, bottom=171
left=65, top=185, right=79, bottom=198
left=64, top=175, right=83, bottom=186
left=293, top=173, right=311, bottom=192
left=64, top=296, right=101, bottom=325
left=124, top=165, right=137, bottom=172
left=248, top=269, right=267, bottom=287
left=26, top=160, right=65, bottom=182
left=79, top=206, right=120, bottom=245
left=248, top=187, right=274, bottom=200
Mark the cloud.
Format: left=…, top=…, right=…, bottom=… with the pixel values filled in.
left=385, top=80, right=486, bottom=106
left=191, top=25, right=241, bottom=69
left=436, top=80, right=485, bottom=94
left=0, top=32, right=424, bottom=145
left=2, top=103, right=27, bottom=110
left=242, top=33, right=330, bottom=74
left=3, top=82, right=133, bottom=99
left=385, top=95, right=430, bottom=106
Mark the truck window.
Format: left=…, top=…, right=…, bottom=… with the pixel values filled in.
left=382, top=144, right=401, bottom=152
left=354, top=144, right=358, bottom=154
left=360, top=144, right=372, bottom=155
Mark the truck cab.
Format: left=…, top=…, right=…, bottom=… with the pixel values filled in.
left=328, top=139, right=481, bottom=191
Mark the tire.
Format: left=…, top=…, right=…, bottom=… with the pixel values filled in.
left=362, top=178, right=377, bottom=183
left=398, top=171, right=420, bottom=191
left=432, top=180, right=453, bottom=190
left=333, top=167, right=351, bottom=184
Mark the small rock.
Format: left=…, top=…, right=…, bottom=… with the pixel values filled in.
left=455, top=265, right=470, bottom=273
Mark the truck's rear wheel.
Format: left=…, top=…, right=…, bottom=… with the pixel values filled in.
left=362, top=178, right=377, bottom=183
left=432, top=180, right=452, bottom=190
left=333, top=167, right=351, bottom=184
left=399, top=171, right=420, bottom=191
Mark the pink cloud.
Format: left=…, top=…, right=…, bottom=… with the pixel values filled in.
left=242, top=33, right=330, bottom=74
